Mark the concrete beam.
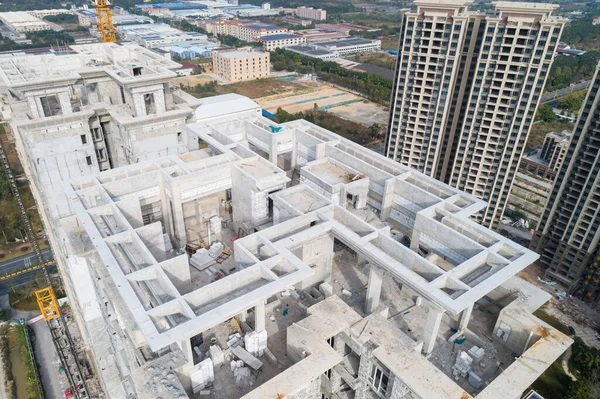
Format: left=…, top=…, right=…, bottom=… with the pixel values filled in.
left=365, top=266, right=383, bottom=314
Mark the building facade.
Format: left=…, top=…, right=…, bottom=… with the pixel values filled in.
left=213, top=49, right=270, bottom=82
left=385, top=0, right=565, bottom=228
left=533, top=65, right=600, bottom=297
left=296, top=6, right=326, bottom=21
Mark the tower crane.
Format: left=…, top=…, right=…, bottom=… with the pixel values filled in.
left=95, top=0, right=116, bottom=43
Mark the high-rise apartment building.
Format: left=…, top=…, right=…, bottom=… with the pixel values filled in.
left=533, top=66, right=600, bottom=297
left=386, top=0, right=565, bottom=228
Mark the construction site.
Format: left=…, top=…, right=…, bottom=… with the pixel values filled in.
left=0, top=41, right=573, bottom=399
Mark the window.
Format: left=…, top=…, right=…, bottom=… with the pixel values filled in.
left=133, top=66, right=143, bottom=76
left=327, top=336, right=335, bottom=348
left=40, top=95, right=61, bottom=117
left=86, top=156, right=92, bottom=166
left=177, top=132, right=183, bottom=143
left=81, top=134, right=87, bottom=145
left=368, top=362, right=390, bottom=395
left=144, top=93, right=156, bottom=115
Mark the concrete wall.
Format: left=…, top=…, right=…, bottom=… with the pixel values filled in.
left=294, top=233, right=334, bottom=290
left=492, top=304, right=542, bottom=355
left=287, top=378, right=321, bottom=399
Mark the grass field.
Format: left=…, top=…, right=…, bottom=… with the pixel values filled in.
left=347, top=52, right=396, bottom=70
left=381, top=35, right=400, bottom=51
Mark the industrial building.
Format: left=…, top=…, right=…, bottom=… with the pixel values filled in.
left=296, top=6, right=326, bottom=21
left=118, top=24, right=209, bottom=49
left=312, top=37, right=381, bottom=56
left=0, top=41, right=572, bottom=399
left=212, top=48, right=270, bottom=82
left=259, top=34, right=306, bottom=51
left=27, top=9, right=72, bottom=18
left=0, top=11, right=49, bottom=32
left=533, top=64, right=600, bottom=298
left=294, top=28, right=350, bottom=43
left=208, top=19, right=288, bottom=42
left=287, top=45, right=339, bottom=60
left=385, top=0, right=566, bottom=229
left=286, top=38, right=381, bottom=59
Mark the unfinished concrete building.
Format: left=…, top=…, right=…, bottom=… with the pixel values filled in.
left=1, top=43, right=571, bottom=399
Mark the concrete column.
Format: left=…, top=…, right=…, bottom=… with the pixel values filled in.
left=422, top=305, right=444, bottom=356
left=270, top=136, right=277, bottom=165
left=380, top=179, right=395, bottom=220
left=365, top=266, right=383, bottom=314
left=180, top=338, right=194, bottom=365
left=410, top=228, right=421, bottom=253
left=255, top=301, right=265, bottom=332
left=238, top=309, right=247, bottom=323
left=458, top=304, right=473, bottom=332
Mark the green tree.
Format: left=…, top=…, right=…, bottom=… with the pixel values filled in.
left=535, top=104, right=556, bottom=123
left=369, top=123, right=382, bottom=138
left=567, top=379, right=594, bottom=399
left=558, top=91, right=586, bottom=114
left=0, top=308, right=10, bottom=321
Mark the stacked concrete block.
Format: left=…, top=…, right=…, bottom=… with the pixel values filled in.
left=467, top=345, right=485, bottom=363
left=210, top=216, right=222, bottom=234
left=452, top=351, right=473, bottom=379
left=244, top=330, right=268, bottom=357
left=190, top=358, right=214, bottom=394
left=250, top=190, right=269, bottom=222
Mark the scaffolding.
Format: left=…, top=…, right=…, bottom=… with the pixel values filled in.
left=96, top=0, right=116, bottom=43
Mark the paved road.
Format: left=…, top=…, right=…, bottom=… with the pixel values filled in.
left=0, top=248, right=53, bottom=276
left=541, top=81, right=590, bottom=102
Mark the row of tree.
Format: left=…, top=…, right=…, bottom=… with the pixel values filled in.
left=270, top=48, right=393, bottom=104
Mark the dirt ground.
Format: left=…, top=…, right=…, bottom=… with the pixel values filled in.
left=255, top=80, right=389, bottom=127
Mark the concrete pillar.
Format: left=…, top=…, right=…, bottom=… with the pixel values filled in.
left=270, top=136, right=277, bottom=165
left=422, top=305, right=444, bottom=356
left=238, top=309, right=247, bottom=323
left=380, top=179, right=395, bottom=221
left=458, top=304, right=473, bottom=332
left=255, top=301, right=265, bottom=332
left=410, top=228, right=421, bottom=253
left=365, top=266, right=383, bottom=314
left=180, top=338, right=194, bottom=365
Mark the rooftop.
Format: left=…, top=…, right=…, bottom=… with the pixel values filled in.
left=243, top=23, right=281, bottom=30
left=260, top=34, right=301, bottom=41
left=215, top=50, right=267, bottom=58
left=316, top=37, right=380, bottom=48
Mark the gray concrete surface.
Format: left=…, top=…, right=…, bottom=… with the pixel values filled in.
left=31, top=320, right=66, bottom=399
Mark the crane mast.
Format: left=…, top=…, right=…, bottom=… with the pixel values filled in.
left=95, top=0, right=116, bottom=43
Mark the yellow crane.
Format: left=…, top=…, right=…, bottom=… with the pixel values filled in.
left=95, top=0, right=116, bottom=43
